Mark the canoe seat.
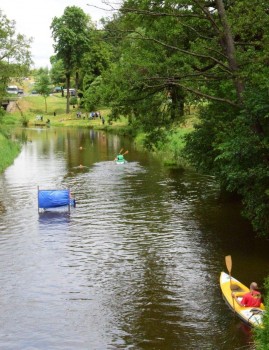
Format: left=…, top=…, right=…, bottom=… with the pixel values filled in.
left=230, top=284, right=244, bottom=291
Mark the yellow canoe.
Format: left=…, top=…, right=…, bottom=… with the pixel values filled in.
left=220, top=271, right=265, bottom=327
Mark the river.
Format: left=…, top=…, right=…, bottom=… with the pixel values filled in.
left=0, top=126, right=268, bottom=350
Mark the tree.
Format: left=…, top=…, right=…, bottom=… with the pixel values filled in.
left=50, top=57, right=66, bottom=88
left=34, top=70, right=52, bottom=113
left=101, top=0, right=268, bottom=113
left=183, top=0, right=269, bottom=235
left=50, top=6, right=92, bottom=113
left=0, top=10, right=32, bottom=102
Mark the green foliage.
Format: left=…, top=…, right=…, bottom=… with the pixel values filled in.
left=69, top=96, right=77, bottom=106
left=254, top=277, right=269, bottom=349
left=184, top=85, right=269, bottom=235
left=50, top=59, right=65, bottom=86
left=184, top=102, right=236, bottom=175
left=51, top=6, right=92, bottom=68
left=20, top=115, right=29, bottom=127
left=34, top=73, right=51, bottom=96
left=0, top=10, right=32, bottom=68
left=0, top=113, right=18, bottom=125
left=50, top=6, right=93, bottom=113
left=81, top=30, right=113, bottom=88
left=83, top=76, right=104, bottom=111
left=91, top=8, right=195, bottom=139
left=0, top=10, right=32, bottom=103
left=0, top=107, right=4, bottom=123
left=34, top=72, right=52, bottom=113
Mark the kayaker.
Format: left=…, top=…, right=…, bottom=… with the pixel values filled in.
left=115, top=154, right=125, bottom=162
left=232, top=282, right=262, bottom=307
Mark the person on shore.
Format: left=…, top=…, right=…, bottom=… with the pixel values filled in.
left=232, top=282, right=262, bottom=307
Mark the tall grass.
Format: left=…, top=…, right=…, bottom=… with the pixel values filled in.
left=135, top=128, right=192, bottom=168
left=0, top=132, right=21, bottom=173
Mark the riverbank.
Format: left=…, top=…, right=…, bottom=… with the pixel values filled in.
left=1, top=93, right=195, bottom=172
left=7, top=94, right=133, bottom=132
left=0, top=130, right=21, bottom=173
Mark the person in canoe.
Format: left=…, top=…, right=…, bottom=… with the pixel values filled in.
left=114, top=150, right=128, bottom=163
left=115, top=154, right=125, bottom=162
left=232, top=282, right=262, bottom=307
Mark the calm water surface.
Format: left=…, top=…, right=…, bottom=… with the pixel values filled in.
left=0, top=127, right=269, bottom=350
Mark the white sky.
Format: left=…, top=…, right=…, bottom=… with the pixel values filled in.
left=0, top=0, right=116, bottom=68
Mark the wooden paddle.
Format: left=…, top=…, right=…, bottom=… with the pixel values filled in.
left=225, top=255, right=235, bottom=311
left=114, top=148, right=124, bottom=160
left=225, top=255, right=232, bottom=276
left=122, top=150, right=128, bottom=155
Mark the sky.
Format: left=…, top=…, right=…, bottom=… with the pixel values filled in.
left=1, top=0, right=116, bottom=68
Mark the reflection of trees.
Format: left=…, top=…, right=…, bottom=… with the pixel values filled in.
left=117, top=251, right=186, bottom=349
left=98, top=169, right=188, bottom=348
left=15, top=129, right=29, bottom=144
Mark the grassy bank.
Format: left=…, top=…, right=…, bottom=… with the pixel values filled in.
left=0, top=93, right=135, bottom=172
left=0, top=130, right=21, bottom=173
left=8, top=94, right=131, bottom=132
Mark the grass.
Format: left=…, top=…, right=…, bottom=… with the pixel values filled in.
left=7, top=93, right=130, bottom=132
left=0, top=131, right=21, bottom=173
left=134, top=127, right=192, bottom=169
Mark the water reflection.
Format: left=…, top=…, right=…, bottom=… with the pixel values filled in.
left=38, top=211, right=71, bottom=226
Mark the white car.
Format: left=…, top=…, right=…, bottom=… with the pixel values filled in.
left=6, top=85, right=19, bottom=94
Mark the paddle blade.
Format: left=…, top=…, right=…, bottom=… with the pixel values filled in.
left=119, top=148, right=124, bottom=154
left=123, top=150, right=128, bottom=155
left=225, top=255, right=232, bottom=275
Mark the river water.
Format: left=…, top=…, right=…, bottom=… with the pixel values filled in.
left=0, top=127, right=268, bottom=350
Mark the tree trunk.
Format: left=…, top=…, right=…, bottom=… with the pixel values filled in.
left=75, top=71, right=79, bottom=97
left=66, top=72, right=71, bottom=114
left=169, top=86, right=185, bottom=121
left=44, top=97, right=47, bottom=113
left=215, top=0, right=244, bottom=103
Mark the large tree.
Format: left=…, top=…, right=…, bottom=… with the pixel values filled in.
left=50, top=6, right=93, bottom=113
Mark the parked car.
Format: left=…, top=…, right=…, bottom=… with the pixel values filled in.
left=53, top=87, right=62, bottom=93
left=6, top=85, right=19, bottom=94
left=63, top=88, right=76, bottom=96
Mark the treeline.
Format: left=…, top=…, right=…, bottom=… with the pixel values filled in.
left=50, top=1, right=269, bottom=237
left=1, top=2, right=269, bottom=238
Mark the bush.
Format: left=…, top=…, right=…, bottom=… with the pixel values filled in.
left=254, top=277, right=269, bottom=349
